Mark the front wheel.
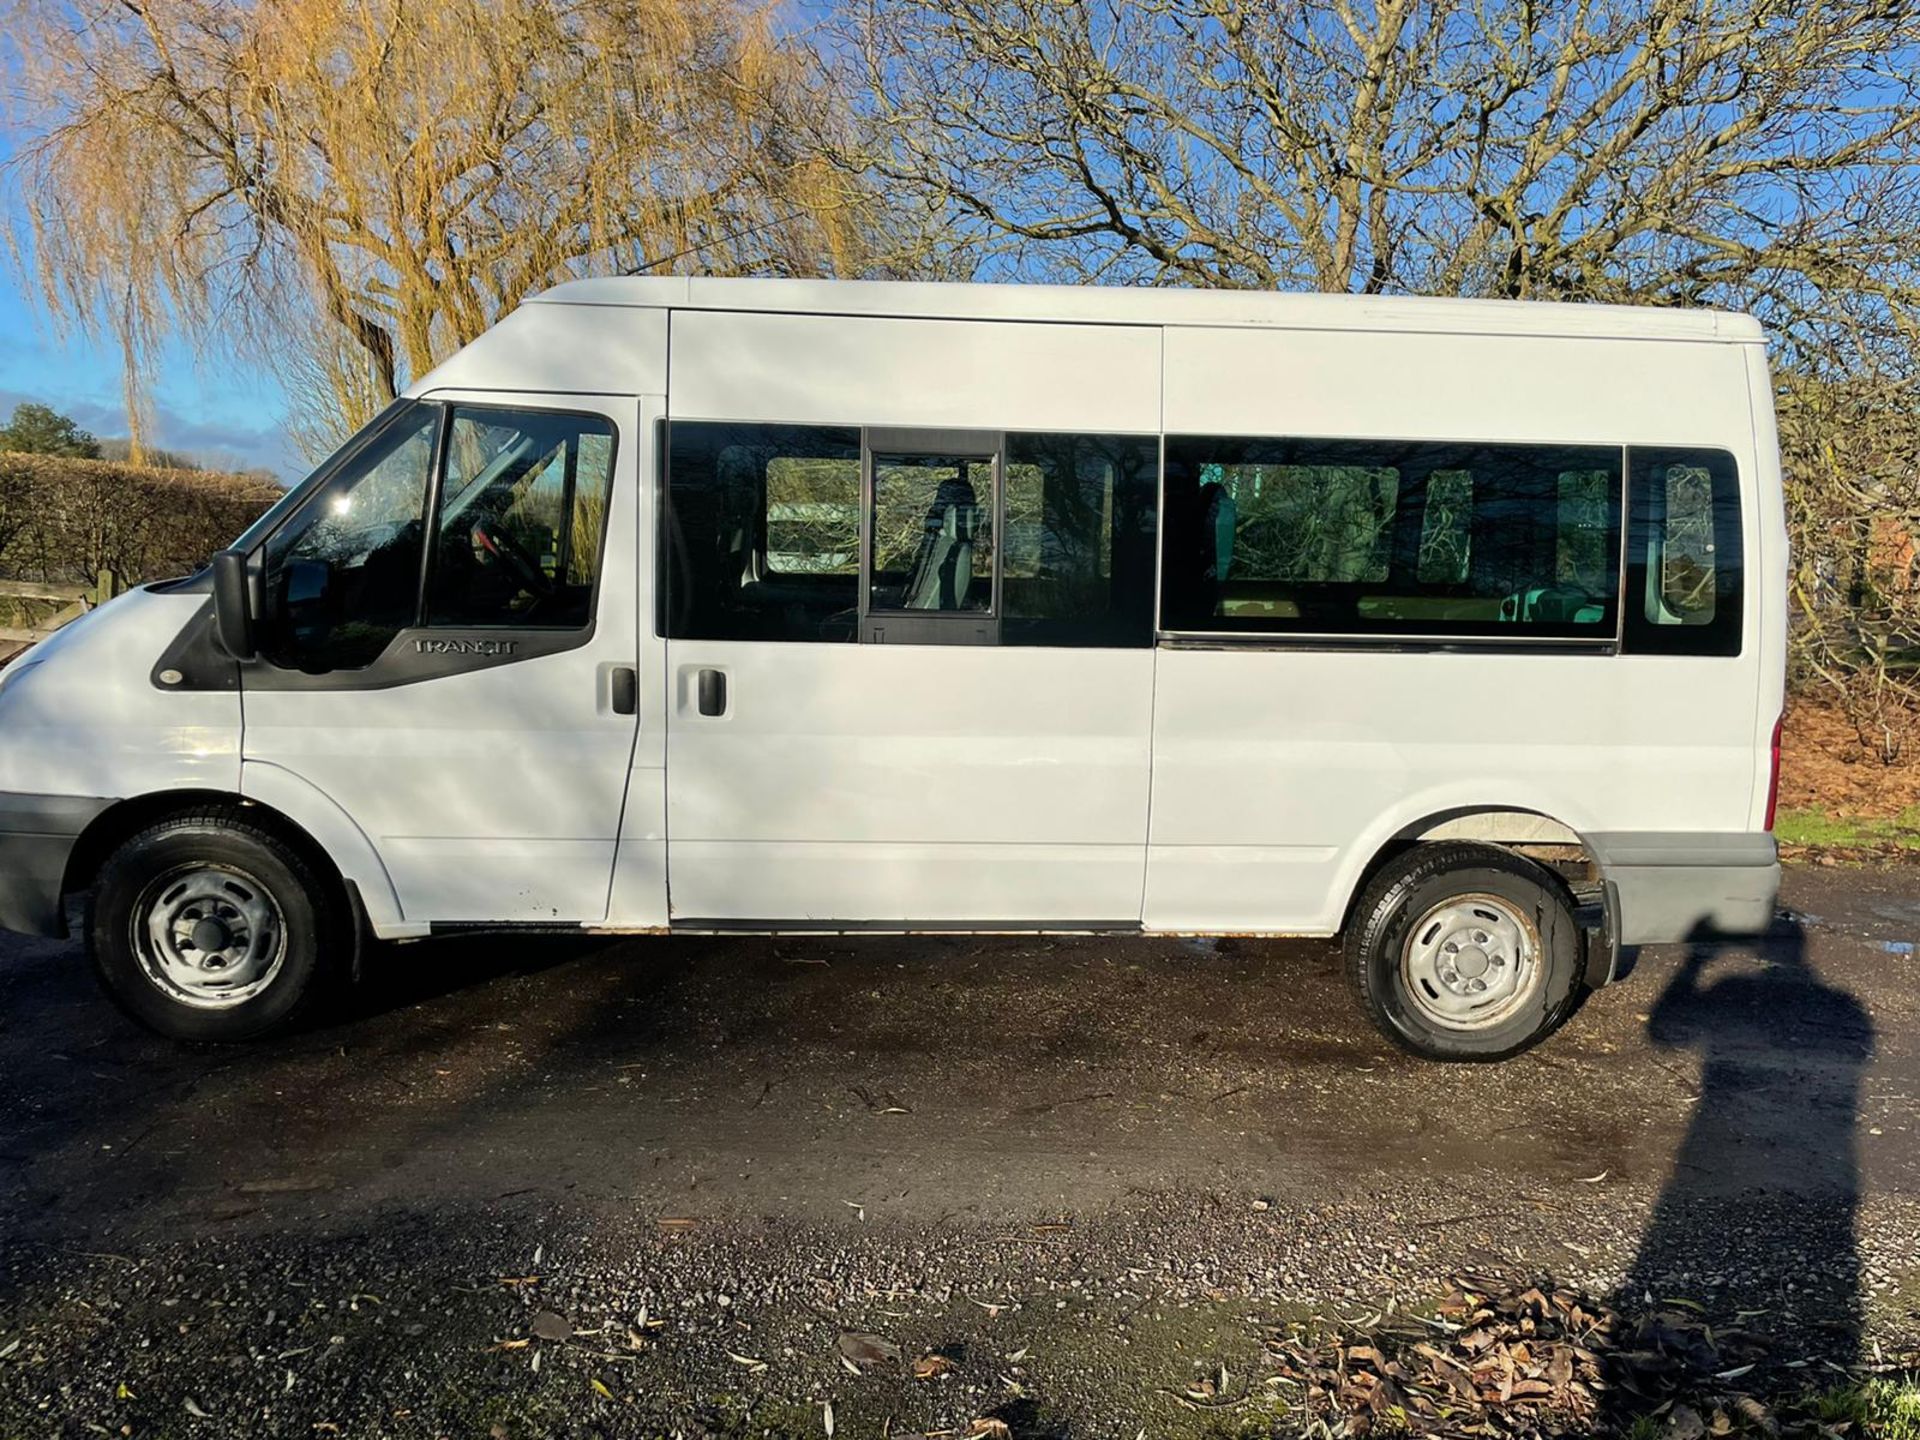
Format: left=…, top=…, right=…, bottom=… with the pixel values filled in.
left=1345, top=842, right=1587, bottom=1061
left=88, top=809, right=343, bottom=1042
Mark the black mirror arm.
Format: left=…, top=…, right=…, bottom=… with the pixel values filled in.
left=211, top=549, right=256, bottom=661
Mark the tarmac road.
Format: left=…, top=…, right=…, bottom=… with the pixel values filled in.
left=1, top=862, right=1916, bottom=1436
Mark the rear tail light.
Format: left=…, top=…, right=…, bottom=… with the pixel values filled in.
left=1764, top=713, right=1783, bottom=831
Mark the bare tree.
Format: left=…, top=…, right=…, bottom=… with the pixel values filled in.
left=845, top=0, right=1920, bottom=751
left=843, top=0, right=1920, bottom=351
left=4, top=0, right=907, bottom=449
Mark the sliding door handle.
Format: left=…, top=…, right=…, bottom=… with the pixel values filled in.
left=697, top=668, right=727, bottom=717
left=609, top=666, right=637, bottom=716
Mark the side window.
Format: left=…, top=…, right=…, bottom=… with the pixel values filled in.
left=263, top=404, right=438, bottom=671
left=666, top=422, right=861, bottom=641
left=426, top=407, right=616, bottom=629
left=1003, top=433, right=1158, bottom=646
left=1625, top=448, right=1743, bottom=656
left=1161, top=437, right=1621, bottom=638
left=869, top=452, right=995, bottom=613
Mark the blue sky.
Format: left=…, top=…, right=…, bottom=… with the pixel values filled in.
left=0, top=135, right=304, bottom=479
left=0, top=280, right=304, bottom=479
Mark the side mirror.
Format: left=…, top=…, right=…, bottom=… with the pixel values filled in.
left=211, top=549, right=256, bottom=660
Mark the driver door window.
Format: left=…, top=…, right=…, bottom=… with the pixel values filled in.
left=262, top=401, right=617, bottom=675
left=426, top=407, right=616, bottom=629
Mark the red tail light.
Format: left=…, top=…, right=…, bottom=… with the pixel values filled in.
left=1764, top=713, right=1783, bottom=831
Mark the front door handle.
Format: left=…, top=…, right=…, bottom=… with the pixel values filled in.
left=697, top=668, right=727, bottom=717
left=609, top=666, right=636, bottom=716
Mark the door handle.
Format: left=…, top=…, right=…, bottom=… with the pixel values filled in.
left=610, top=666, right=636, bottom=716
left=697, top=668, right=727, bottom=717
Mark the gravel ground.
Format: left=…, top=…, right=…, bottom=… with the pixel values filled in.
left=2, top=863, right=1917, bottom=1437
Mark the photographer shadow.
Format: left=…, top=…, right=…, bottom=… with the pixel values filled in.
left=1604, top=916, right=1873, bottom=1426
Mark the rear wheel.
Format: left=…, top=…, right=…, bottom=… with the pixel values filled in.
left=88, top=809, right=343, bottom=1042
left=1345, top=842, right=1586, bottom=1061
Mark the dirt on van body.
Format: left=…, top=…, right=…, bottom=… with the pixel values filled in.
left=2, top=863, right=1918, bottom=1436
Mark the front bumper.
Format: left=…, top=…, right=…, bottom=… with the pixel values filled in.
left=1590, top=830, right=1780, bottom=948
left=0, top=793, right=114, bottom=938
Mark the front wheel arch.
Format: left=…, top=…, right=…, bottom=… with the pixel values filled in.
left=64, top=791, right=355, bottom=943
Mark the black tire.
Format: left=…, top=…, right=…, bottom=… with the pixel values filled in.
left=87, top=808, right=344, bottom=1042
left=1345, top=841, right=1587, bottom=1062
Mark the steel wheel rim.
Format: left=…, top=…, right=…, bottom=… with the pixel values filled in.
left=1399, top=892, right=1543, bottom=1032
left=130, top=863, right=288, bottom=1010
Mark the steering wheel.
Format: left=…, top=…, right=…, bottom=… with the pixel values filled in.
left=470, top=518, right=556, bottom=598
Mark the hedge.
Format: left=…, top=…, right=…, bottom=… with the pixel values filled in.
left=0, top=452, right=282, bottom=589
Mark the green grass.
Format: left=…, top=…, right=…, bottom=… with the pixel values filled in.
left=1807, top=1376, right=1920, bottom=1438
left=1774, top=804, right=1920, bottom=851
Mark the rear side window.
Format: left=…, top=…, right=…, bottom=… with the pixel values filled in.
left=1624, top=448, right=1743, bottom=656
left=1160, top=437, right=1622, bottom=638
left=666, top=422, right=861, bottom=642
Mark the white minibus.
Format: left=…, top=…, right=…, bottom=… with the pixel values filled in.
left=0, top=278, right=1783, bottom=1059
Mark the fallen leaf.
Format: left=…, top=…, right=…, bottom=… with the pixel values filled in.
left=1573, top=1170, right=1609, bottom=1184
left=823, top=1401, right=835, bottom=1438
left=966, top=1422, right=1012, bottom=1440
left=913, top=1354, right=956, bottom=1380
left=727, top=1350, right=769, bottom=1373
left=183, top=1397, right=210, bottom=1418
left=530, top=1312, right=572, bottom=1342
left=837, top=1331, right=901, bottom=1368
left=657, top=1217, right=697, bottom=1233
left=590, top=1378, right=615, bottom=1401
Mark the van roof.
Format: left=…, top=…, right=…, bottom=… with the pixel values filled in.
left=529, top=275, right=1766, bottom=344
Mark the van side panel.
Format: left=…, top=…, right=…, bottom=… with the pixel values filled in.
left=667, top=311, right=1160, bottom=431
left=660, top=310, right=1162, bottom=925
left=1745, top=342, right=1790, bottom=830
left=405, top=305, right=667, bottom=398
left=1146, top=328, right=1766, bottom=937
left=0, top=588, right=240, bottom=937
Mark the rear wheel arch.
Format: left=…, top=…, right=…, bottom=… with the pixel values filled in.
left=1336, top=805, right=1601, bottom=935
